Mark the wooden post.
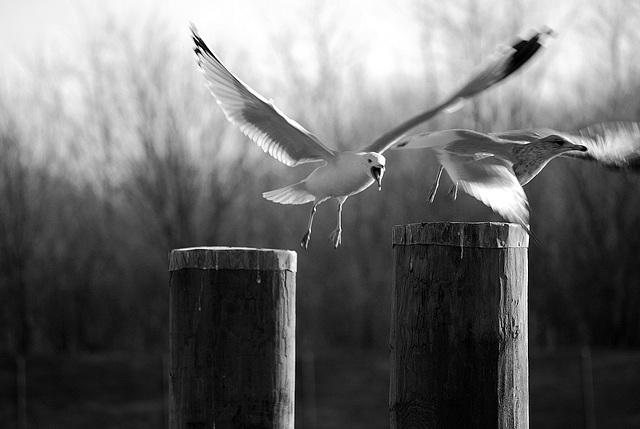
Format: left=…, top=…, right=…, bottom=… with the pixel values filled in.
left=169, top=247, right=296, bottom=429
left=390, top=222, right=529, bottom=429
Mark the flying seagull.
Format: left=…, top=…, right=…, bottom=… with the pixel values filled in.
left=396, top=122, right=640, bottom=231
left=494, top=122, right=640, bottom=171
left=190, top=24, right=553, bottom=248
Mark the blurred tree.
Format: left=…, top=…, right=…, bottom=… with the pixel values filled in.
left=1, top=2, right=640, bottom=355
left=0, top=108, right=49, bottom=355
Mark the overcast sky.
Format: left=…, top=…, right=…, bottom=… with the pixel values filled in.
left=1, top=0, right=584, bottom=82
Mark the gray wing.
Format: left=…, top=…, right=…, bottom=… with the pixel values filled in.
left=395, top=129, right=514, bottom=160
left=395, top=129, right=500, bottom=149
left=491, top=128, right=551, bottom=143
left=191, top=24, right=336, bottom=167
left=363, top=27, right=555, bottom=154
left=560, top=122, right=640, bottom=170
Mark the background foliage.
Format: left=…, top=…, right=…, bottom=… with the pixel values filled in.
left=1, top=0, right=640, bottom=357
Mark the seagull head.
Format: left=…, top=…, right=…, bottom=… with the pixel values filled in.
left=539, top=134, right=588, bottom=154
left=363, top=152, right=386, bottom=191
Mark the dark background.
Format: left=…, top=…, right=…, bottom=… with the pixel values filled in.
left=1, top=1, right=639, bottom=427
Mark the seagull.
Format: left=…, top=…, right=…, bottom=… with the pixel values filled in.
left=396, top=122, right=640, bottom=231
left=494, top=122, right=640, bottom=171
left=190, top=24, right=553, bottom=248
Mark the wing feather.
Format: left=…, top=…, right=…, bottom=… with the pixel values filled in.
left=191, top=24, right=336, bottom=166
left=395, top=129, right=513, bottom=160
left=438, top=151, right=530, bottom=229
left=364, top=28, right=554, bottom=154
left=395, top=129, right=498, bottom=150
left=491, top=128, right=549, bottom=143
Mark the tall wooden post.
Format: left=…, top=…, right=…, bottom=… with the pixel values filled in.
left=390, top=222, right=529, bottom=429
left=169, top=247, right=296, bottom=429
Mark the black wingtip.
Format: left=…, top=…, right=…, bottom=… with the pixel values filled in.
left=501, top=26, right=556, bottom=81
left=189, top=23, right=215, bottom=59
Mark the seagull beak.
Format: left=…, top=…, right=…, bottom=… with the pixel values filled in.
left=371, top=166, right=384, bottom=191
left=559, top=143, right=588, bottom=154
left=564, top=144, right=588, bottom=153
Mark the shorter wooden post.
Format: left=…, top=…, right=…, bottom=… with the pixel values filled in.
left=390, top=222, right=529, bottom=429
left=169, top=247, right=296, bottom=429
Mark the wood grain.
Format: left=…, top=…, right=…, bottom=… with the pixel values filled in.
left=169, top=247, right=296, bottom=428
left=390, top=222, right=529, bottom=429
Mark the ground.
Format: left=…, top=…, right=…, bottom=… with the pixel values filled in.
left=1, top=348, right=639, bottom=428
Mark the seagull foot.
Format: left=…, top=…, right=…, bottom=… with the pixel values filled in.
left=427, top=182, right=439, bottom=203
left=328, top=228, right=342, bottom=249
left=300, top=232, right=311, bottom=249
left=447, top=184, right=458, bottom=200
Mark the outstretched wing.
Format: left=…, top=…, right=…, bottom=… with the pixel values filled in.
left=395, top=129, right=501, bottom=150
left=448, top=27, right=555, bottom=108
left=560, top=122, right=640, bottom=170
left=394, top=129, right=516, bottom=162
left=491, top=128, right=548, bottom=143
left=438, top=152, right=530, bottom=230
left=364, top=27, right=555, bottom=154
left=190, top=24, right=336, bottom=166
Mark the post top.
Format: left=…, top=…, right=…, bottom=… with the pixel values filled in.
left=393, top=222, right=529, bottom=248
left=169, top=247, right=297, bottom=272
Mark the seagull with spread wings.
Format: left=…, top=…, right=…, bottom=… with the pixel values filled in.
left=396, top=122, right=640, bottom=232
left=190, top=24, right=553, bottom=248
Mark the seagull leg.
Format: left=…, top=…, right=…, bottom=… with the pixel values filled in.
left=329, top=197, right=346, bottom=248
left=427, top=165, right=444, bottom=203
left=300, top=202, right=318, bottom=249
left=447, top=183, right=459, bottom=200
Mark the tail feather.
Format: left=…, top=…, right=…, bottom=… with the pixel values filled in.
left=263, top=183, right=315, bottom=205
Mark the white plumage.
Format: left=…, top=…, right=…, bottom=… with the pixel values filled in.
left=396, top=122, right=640, bottom=232
left=191, top=24, right=553, bottom=248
